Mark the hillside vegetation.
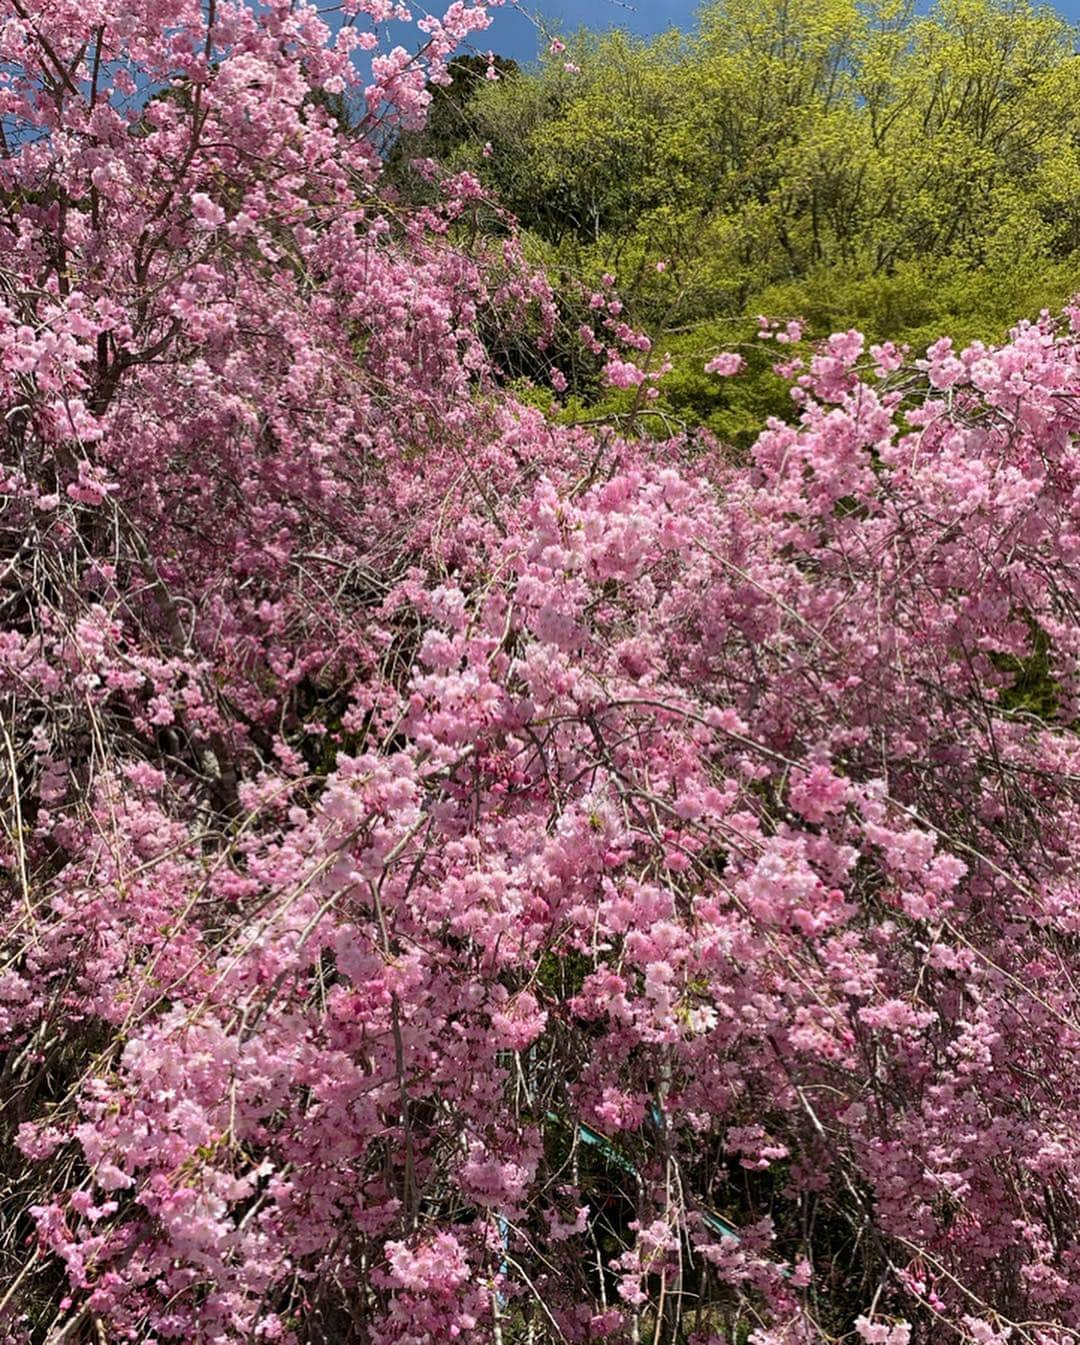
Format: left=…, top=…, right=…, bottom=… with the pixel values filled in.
left=394, top=0, right=1080, bottom=442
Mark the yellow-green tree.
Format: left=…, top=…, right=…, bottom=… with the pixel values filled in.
left=399, top=0, right=1080, bottom=443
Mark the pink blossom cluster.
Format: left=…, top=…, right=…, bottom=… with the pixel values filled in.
left=3, top=4, right=1080, bottom=1345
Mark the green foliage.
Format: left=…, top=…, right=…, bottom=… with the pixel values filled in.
left=995, top=623, right=1059, bottom=721
left=384, top=54, right=520, bottom=196
left=413, top=0, right=1080, bottom=438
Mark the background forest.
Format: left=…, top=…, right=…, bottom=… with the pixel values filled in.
left=393, top=0, right=1080, bottom=443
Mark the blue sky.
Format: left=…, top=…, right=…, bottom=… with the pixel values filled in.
left=471, top=0, right=699, bottom=61
left=464, top=0, right=1080, bottom=64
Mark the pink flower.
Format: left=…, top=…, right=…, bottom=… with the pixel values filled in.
left=603, top=357, right=647, bottom=387
left=705, top=352, right=744, bottom=376
left=189, top=192, right=226, bottom=230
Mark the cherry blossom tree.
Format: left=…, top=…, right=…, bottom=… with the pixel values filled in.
left=3, top=3, right=1080, bottom=1345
